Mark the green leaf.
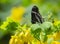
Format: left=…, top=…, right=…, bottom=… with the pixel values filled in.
left=40, top=22, right=54, bottom=34
left=6, top=22, right=18, bottom=33
left=40, top=22, right=52, bottom=30
left=30, top=24, right=41, bottom=40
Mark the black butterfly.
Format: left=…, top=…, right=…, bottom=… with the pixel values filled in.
left=31, top=6, right=44, bottom=24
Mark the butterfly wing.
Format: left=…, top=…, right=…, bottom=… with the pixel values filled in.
left=31, top=11, right=38, bottom=24
left=31, top=6, right=44, bottom=24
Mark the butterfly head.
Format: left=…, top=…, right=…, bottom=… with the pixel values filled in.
left=32, top=6, right=39, bottom=13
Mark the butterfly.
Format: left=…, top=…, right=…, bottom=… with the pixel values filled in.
left=31, top=6, right=44, bottom=24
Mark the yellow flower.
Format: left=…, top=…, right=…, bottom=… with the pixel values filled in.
left=53, top=31, right=60, bottom=40
left=9, top=36, right=24, bottom=44
left=24, top=29, right=34, bottom=42
left=10, top=6, right=25, bottom=22
left=51, top=41, right=60, bottom=44
left=9, top=36, right=18, bottom=44
left=31, top=39, right=41, bottom=44
left=53, top=19, right=60, bottom=26
left=36, top=40, right=41, bottom=44
left=9, top=25, right=44, bottom=44
left=47, top=35, right=53, bottom=39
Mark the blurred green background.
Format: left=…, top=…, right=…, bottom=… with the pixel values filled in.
left=0, top=0, right=60, bottom=44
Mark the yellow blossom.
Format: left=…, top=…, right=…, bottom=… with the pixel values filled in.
left=36, top=40, right=41, bottom=44
left=9, top=36, right=23, bottom=44
left=47, top=35, right=53, bottom=39
left=10, top=6, right=25, bottom=22
left=53, top=19, right=60, bottom=26
left=24, top=29, right=34, bottom=42
left=53, top=31, right=60, bottom=40
left=9, top=27, right=41, bottom=44
left=51, top=41, right=60, bottom=44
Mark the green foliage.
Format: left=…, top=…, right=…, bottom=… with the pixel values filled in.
left=31, top=24, right=41, bottom=40
left=6, top=22, right=18, bottom=31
